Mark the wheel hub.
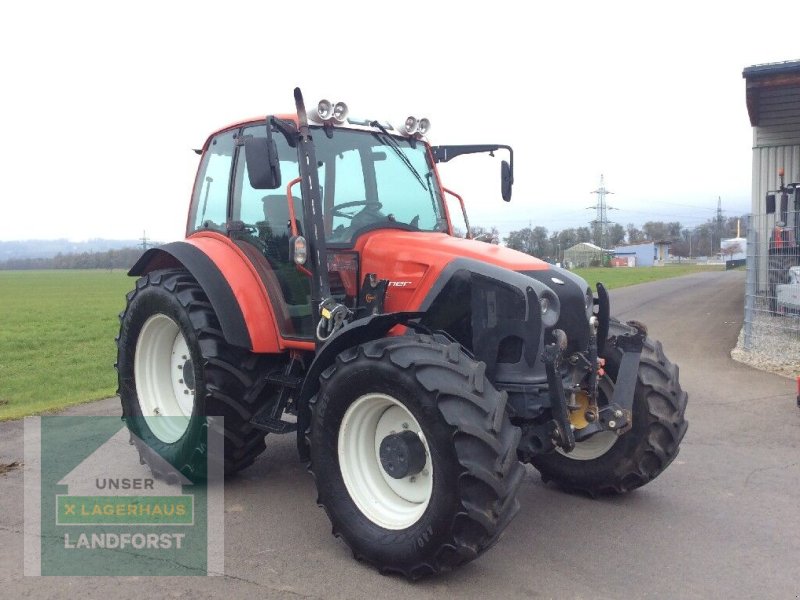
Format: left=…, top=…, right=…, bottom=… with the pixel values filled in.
left=379, top=431, right=427, bottom=480
left=182, top=359, right=195, bottom=390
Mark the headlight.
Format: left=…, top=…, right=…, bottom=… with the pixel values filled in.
left=540, top=297, right=550, bottom=315
left=332, top=101, right=348, bottom=123
left=317, top=99, right=333, bottom=121
left=538, top=289, right=560, bottom=328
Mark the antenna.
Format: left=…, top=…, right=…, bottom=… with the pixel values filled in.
left=587, top=174, right=617, bottom=249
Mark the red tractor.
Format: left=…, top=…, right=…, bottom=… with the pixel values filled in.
left=117, top=89, right=687, bottom=578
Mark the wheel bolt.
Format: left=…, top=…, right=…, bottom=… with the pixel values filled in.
left=585, top=411, right=597, bottom=422
left=402, top=422, right=409, bottom=430
left=184, top=390, right=190, bottom=395
left=422, top=469, right=429, bottom=476
left=178, top=379, right=184, bottom=384
left=177, top=364, right=183, bottom=370
left=609, top=420, right=617, bottom=428
left=409, top=476, right=416, bottom=483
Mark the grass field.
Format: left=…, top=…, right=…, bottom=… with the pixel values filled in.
left=574, top=263, right=724, bottom=289
left=0, top=270, right=132, bottom=420
left=0, top=263, right=724, bottom=420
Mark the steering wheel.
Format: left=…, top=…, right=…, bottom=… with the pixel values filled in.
left=332, top=201, right=382, bottom=219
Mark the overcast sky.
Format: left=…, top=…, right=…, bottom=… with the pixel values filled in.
left=2, top=0, right=799, bottom=243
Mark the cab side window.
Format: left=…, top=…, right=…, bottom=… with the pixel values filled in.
left=230, top=124, right=315, bottom=339
left=188, top=129, right=237, bottom=234
left=232, top=124, right=311, bottom=237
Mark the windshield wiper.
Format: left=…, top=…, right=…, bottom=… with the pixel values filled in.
left=369, top=121, right=427, bottom=190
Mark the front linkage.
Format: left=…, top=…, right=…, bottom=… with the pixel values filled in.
left=526, top=311, right=644, bottom=458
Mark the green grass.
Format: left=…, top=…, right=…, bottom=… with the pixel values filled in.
left=573, top=263, right=724, bottom=289
left=0, top=270, right=133, bottom=420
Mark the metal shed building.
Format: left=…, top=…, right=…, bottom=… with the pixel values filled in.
left=743, top=60, right=800, bottom=289
left=738, top=59, right=800, bottom=372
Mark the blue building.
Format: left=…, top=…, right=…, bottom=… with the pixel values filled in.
left=612, top=242, right=671, bottom=267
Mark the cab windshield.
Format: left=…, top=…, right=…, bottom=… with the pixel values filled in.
left=311, top=126, right=447, bottom=244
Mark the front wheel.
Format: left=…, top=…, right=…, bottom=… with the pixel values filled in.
left=309, top=335, right=523, bottom=579
left=531, top=319, right=688, bottom=495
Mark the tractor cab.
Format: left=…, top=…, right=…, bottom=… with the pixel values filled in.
left=186, top=97, right=513, bottom=342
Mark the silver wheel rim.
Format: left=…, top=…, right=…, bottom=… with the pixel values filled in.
left=562, top=430, right=619, bottom=460
left=134, top=314, right=194, bottom=443
left=559, top=376, right=619, bottom=461
left=337, top=393, right=433, bottom=530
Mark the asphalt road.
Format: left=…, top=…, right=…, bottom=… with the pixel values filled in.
left=1, top=270, right=798, bottom=599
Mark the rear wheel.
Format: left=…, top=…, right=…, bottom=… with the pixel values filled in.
left=309, top=335, right=524, bottom=579
left=531, top=319, right=688, bottom=495
left=116, top=269, right=276, bottom=479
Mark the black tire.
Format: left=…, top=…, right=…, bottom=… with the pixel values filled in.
left=309, top=334, right=524, bottom=579
left=116, top=269, right=277, bottom=479
left=531, top=319, right=688, bottom=496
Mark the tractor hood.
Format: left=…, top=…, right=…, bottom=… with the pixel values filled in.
left=356, top=230, right=549, bottom=312
left=362, top=231, right=552, bottom=273
left=356, top=230, right=590, bottom=311
left=354, top=230, right=593, bottom=382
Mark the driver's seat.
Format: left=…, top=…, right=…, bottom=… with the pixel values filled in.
left=261, top=194, right=303, bottom=237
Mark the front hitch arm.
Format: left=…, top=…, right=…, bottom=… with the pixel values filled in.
left=542, top=329, right=576, bottom=452
left=571, top=324, right=643, bottom=442
left=608, top=326, right=645, bottom=420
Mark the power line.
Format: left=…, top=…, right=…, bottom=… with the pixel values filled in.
left=586, top=174, right=618, bottom=248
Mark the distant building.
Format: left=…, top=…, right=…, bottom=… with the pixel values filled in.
left=563, top=242, right=604, bottom=268
left=721, top=237, right=747, bottom=261
left=611, top=241, right=670, bottom=267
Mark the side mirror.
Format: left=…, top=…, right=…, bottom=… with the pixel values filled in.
left=501, top=160, right=513, bottom=202
left=245, top=136, right=281, bottom=190
left=766, top=193, right=776, bottom=214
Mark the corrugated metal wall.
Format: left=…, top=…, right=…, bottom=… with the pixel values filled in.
left=751, top=144, right=800, bottom=213
left=751, top=86, right=800, bottom=290
left=751, top=147, right=799, bottom=290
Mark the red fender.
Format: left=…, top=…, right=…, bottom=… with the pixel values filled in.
left=130, top=231, right=313, bottom=353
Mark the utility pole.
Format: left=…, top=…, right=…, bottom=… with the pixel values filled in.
left=140, top=230, right=150, bottom=251
left=714, top=196, right=724, bottom=254
left=587, top=174, right=618, bottom=249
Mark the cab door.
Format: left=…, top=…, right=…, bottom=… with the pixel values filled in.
left=229, top=124, right=315, bottom=339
